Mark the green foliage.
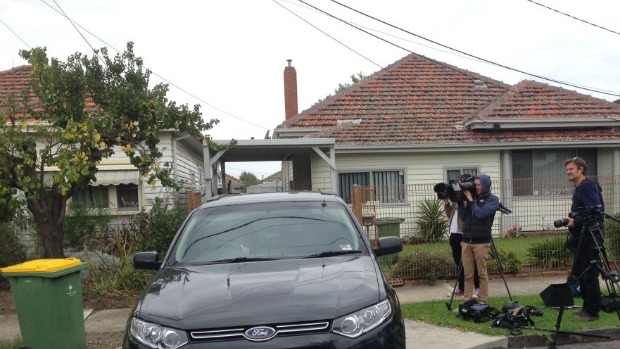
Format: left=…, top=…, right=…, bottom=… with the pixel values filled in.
left=390, top=250, right=454, bottom=283
left=239, top=171, right=259, bottom=186
left=133, top=197, right=188, bottom=256
left=83, top=227, right=151, bottom=298
left=527, top=237, right=572, bottom=269
left=604, top=212, right=620, bottom=258
left=488, top=247, right=522, bottom=274
left=416, top=198, right=448, bottom=242
left=63, top=203, right=112, bottom=248
left=0, top=222, right=27, bottom=268
left=0, top=42, right=222, bottom=257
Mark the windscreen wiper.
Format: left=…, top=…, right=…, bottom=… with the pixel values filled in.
left=207, top=257, right=278, bottom=264
left=306, top=250, right=362, bottom=258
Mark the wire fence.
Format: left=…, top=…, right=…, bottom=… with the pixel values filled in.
left=351, top=175, right=620, bottom=282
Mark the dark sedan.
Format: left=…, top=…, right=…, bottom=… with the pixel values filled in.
left=123, top=191, right=406, bottom=349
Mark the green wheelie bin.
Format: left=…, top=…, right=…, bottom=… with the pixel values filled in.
left=0, top=258, right=88, bottom=349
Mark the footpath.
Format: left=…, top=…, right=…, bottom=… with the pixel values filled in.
left=1, top=274, right=619, bottom=349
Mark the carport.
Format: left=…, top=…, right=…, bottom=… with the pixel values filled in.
left=203, top=138, right=336, bottom=197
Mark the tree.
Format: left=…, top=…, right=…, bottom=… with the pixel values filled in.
left=239, top=171, right=259, bottom=186
left=314, top=72, right=367, bottom=105
left=0, top=42, right=219, bottom=258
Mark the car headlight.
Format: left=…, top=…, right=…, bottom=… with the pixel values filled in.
left=130, top=318, right=189, bottom=349
left=332, top=299, right=392, bottom=338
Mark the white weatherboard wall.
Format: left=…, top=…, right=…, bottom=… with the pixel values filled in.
left=311, top=150, right=503, bottom=237
left=142, top=132, right=204, bottom=211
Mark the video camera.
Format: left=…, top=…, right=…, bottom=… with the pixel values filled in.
left=553, top=205, right=604, bottom=228
left=433, top=175, right=476, bottom=201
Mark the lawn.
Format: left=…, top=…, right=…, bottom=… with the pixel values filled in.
left=401, top=294, right=620, bottom=338
left=403, top=235, right=562, bottom=264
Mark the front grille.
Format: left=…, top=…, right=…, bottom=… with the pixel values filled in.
left=191, top=321, right=330, bottom=341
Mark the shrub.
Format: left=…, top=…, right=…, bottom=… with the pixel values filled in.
left=527, top=237, right=572, bottom=269
left=390, top=250, right=454, bottom=283
left=132, top=197, right=188, bottom=256
left=488, top=247, right=522, bottom=274
left=64, top=203, right=113, bottom=248
left=416, top=198, right=448, bottom=243
left=604, top=212, right=620, bottom=258
left=0, top=222, right=27, bottom=269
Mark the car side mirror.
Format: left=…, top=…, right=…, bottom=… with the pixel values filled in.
left=373, top=236, right=403, bottom=257
left=133, top=251, right=162, bottom=270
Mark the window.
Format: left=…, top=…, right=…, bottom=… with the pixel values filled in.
left=339, top=170, right=404, bottom=203
left=512, top=149, right=597, bottom=196
left=117, top=184, right=139, bottom=211
left=72, top=186, right=109, bottom=208
left=446, top=168, right=478, bottom=181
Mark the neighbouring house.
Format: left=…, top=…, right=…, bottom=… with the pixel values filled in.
left=246, top=170, right=284, bottom=193
left=208, top=54, right=620, bottom=237
left=1, top=65, right=205, bottom=223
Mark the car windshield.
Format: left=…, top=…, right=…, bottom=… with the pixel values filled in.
left=174, top=200, right=363, bottom=264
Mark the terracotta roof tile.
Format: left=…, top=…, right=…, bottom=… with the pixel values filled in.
left=278, top=53, right=620, bottom=146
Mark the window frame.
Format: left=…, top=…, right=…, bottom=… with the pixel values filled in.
left=338, top=169, right=405, bottom=204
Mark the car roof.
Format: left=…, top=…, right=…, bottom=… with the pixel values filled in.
left=197, top=191, right=343, bottom=209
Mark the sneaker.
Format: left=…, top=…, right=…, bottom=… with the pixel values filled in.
left=472, top=288, right=480, bottom=298
left=575, top=310, right=598, bottom=321
left=448, top=289, right=464, bottom=297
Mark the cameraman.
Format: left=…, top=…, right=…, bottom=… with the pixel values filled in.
left=458, top=174, right=499, bottom=305
left=564, top=157, right=604, bottom=321
left=443, top=174, right=479, bottom=297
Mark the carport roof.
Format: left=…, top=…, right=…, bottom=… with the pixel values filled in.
left=207, top=138, right=335, bottom=162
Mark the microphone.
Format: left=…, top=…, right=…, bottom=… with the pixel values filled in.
left=498, top=203, right=512, bottom=215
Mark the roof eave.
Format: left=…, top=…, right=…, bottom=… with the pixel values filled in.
left=465, top=118, right=620, bottom=130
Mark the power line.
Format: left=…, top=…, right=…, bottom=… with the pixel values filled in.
left=50, top=0, right=98, bottom=55
left=324, top=0, right=620, bottom=98
left=35, top=0, right=271, bottom=131
left=524, top=0, right=620, bottom=37
left=0, top=17, right=31, bottom=49
left=272, top=0, right=382, bottom=69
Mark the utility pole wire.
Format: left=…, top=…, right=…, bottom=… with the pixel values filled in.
left=326, top=0, right=620, bottom=98
left=525, top=0, right=620, bottom=37
left=0, top=17, right=31, bottom=49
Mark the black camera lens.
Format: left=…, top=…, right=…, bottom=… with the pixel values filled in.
left=553, top=219, right=569, bottom=228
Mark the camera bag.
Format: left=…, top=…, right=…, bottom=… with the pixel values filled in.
left=458, top=299, right=498, bottom=323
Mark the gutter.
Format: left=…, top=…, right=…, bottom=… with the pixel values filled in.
left=465, top=117, right=620, bottom=130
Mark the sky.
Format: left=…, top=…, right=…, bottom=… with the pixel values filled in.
left=1, top=0, right=620, bottom=178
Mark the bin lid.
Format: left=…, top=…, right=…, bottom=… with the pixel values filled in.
left=0, top=258, right=83, bottom=274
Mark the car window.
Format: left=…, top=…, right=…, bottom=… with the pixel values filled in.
left=174, top=201, right=362, bottom=263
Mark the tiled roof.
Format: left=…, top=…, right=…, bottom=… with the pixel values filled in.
left=476, top=80, right=620, bottom=120
left=278, top=53, right=620, bottom=146
left=0, top=65, right=36, bottom=108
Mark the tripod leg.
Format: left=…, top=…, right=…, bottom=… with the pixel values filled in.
left=548, top=306, right=564, bottom=349
left=490, top=239, right=513, bottom=301
left=446, top=260, right=463, bottom=311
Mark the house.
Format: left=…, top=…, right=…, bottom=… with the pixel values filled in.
left=207, top=54, right=620, bottom=236
left=0, top=65, right=205, bottom=220
left=246, top=170, right=284, bottom=193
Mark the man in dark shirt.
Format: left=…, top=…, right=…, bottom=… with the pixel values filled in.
left=458, top=174, right=499, bottom=304
left=564, top=157, right=604, bottom=321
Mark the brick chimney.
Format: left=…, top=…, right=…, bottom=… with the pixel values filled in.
left=283, top=59, right=298, bottom=121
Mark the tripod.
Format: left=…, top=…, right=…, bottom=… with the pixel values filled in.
left=540, top=283, right=610, bottom=349
left=574, top=213, right=620, bottom=320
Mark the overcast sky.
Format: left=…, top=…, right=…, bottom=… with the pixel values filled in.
left=2, top=0, right=619, bottom=178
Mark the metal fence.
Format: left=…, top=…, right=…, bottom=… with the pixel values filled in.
left=351, top=175, right=620, bottom=281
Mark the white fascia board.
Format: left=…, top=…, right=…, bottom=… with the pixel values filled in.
left=211, top=138, right=336, bottom=148
left=335, top=140, right=620, bottom=153
left=465, top=118, right=620, bottom=130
